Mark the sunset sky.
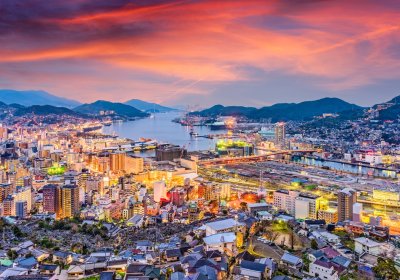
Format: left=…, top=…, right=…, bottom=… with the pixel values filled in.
left=1, top=0, right=399, bottom=107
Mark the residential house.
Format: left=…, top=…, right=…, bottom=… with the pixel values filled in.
left=203, top=232, right=236, bottom=256
left=354, top=237, right=382, bottom=255
left=309, top=260, right=339, bottom=280
left=280, top=252, right=302, bottom=269
left=239, top=260, right=270, bottom=280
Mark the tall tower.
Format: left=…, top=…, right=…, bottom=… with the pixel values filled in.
left=274, top=122, right=286, bottom=147
left=337, top=188, right=357, bottom=222
left=43, top=184, right=62, bottom=218
left=61, top=185, right=80, bottom=218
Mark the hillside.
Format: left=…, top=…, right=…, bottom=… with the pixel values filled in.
left=191, top=98, right=362, bottom=122
left=251, top=98, right=362, bottom=121
left=374, top=95, right=400, bottom=120
left=0, top=89, right=81, bottom=108
left=124, top=99, right=176, bottom=113
left=14, top=105, right=87, bottom=117
left=190, top=105, right=256, bottom=117
left=74, top=100, right=149, bottom=118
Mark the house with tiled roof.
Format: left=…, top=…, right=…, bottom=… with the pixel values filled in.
left=309, top=260, right=339, bottom=280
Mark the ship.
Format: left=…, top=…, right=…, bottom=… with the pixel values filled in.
left=209, top=121, right=226, bottom=130
left=83, top=124, right=103, bottom=133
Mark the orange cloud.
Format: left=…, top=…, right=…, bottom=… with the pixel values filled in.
left=0, top=0, right=399, bottom=103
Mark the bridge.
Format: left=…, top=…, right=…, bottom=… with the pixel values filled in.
left=195, top=133, right=246, bottom=139
left=357, top=198, right=400, bottom=208
left=198, top=150, right=317, bottom=165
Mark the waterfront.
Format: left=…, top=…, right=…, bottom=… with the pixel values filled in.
left=102, top=112, right=227, bottom=153
left=292, top=155, right=398, bottom=178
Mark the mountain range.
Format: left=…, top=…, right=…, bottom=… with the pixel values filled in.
left=2, top=88, right=400, bottom=122
left=191, top=97, right=363, bottom=122
left=0, top=89, right=81, bottom=108
left=73, top=100, right=149, bottom=118
left=124, top=99, right=176, bottom=113
left=0, top=89, right=175, bottom=112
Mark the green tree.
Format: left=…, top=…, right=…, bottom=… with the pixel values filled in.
left=12, top=225, right=23, bottom=238
left=7, top=249, right=18, bottom=260
left=310, top=239, right=318, bottom=250
left=373, top=257, right=400, bottom=279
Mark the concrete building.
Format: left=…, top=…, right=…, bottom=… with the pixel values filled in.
left=42, top=184, right=62, bottom=218
left=153, top=181, right=167, bottom=203
left=354, top=237, right=382, bottom=255
left=337, top=188, right=357, bottom=222
left=15, top=201, right=27, bottom=218
left=110, top=152, right=126, bottom=172
left=353, top=203, right=363, bottom=222
left=273, top=190, right=299, bottom=216
left=295, top=193, right=321, bottom=220
left=155, top=144, right=186, bottom=161
left=13, top=186, right=32, bottom=212
left=274, top=122, right=286, bottom=146
left=61, top=185, right=80, bottom=218
left=125, top=155, right=144, bottom=174
left=318, top=208, right=338, bottom=224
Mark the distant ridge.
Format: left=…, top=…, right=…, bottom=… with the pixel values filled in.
left=124, top=99, right=176, bottom=113
left=376, top=94, right=400, bottom=120
left=14, top=105, right=87, bottom=117
left=191, top=97, right=363, bottom=122
left=0, top=89, right=81, bottom=108
left=74, top=100, right=149, bottom=118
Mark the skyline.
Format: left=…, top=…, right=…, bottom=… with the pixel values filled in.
left=1, top=0, right=400, bottom=107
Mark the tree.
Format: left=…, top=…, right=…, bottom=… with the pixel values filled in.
left=373, top=257, right=400, bottom=279
left=311, top=239, right=318, bottom=250
left=240, top=202, right=248, bottom=212
left=302, top=253, right=311, bottom=272
left=7, top=249, right=18, bottom=260
left=12, top=225, right=23, bottom=238
left=264, top=229, right=279, bottom=243
left=289, top=229, right=295, bottom=250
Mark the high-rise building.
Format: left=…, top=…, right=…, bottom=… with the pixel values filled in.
left=110, top=152, right=126, bottom=172
left=353, top=203, right=363, bottom=222
left=0, top=183, right=12, bottom=203
left=64, top=171, right=79, bottom=185
left=188, top=202, right=199, bottom=223
left=61, top=185, right=80, bottom=218
left=170, top=188, right=185, bottom=206
left=153, top=181, right=167, bottom=203
left=13, top=186, right=32, bottom=212
left=78, top=169, right=90, bottom=192
left=337, top=188, right=357, bottom=222
left=2, top=196, right=14, bottom=216
left=273, top=190, right=299, bottom=216
left=220, top=184, right=231, bottom=200
left=274, top=122, right=286, bottom=146
left=155, top=144, right=186, bottom=161
left=205, top=184, right=218, bottom=201
left=95, top=153, right=110, bottom=173
left=295, top=193, right=322, bottom=220
left=318, top=208, right=338, bottom=224
left=42, top=184, right=62, bottom=218
left=15, top=201, right=27, bottom=218
left=125, top=155, right=144, bottom=174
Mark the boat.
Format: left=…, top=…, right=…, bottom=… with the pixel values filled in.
left=190, top=131, right=199, bottom=137
left=83, top=124, right=103, bottom=133
left=209, top=121, right=226, bottom=130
